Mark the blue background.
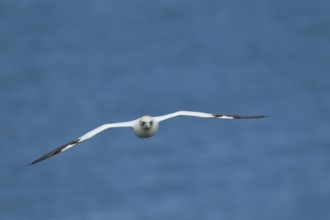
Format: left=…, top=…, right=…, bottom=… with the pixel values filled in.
left=1, top=0, right=330, bottom=219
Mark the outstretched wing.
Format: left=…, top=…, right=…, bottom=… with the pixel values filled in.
left=29, top=121, right=134, bottom=165
left=154, top=111, right=267, bottom=122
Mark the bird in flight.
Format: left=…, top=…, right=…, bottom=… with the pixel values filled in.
left=29, top=111, right=266, bottom=165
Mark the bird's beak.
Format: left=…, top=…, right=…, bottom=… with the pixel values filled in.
left=142, top=122, right=151, bottom=129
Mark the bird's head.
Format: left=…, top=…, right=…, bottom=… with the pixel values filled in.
left=139, top=116, right=154, bottom=130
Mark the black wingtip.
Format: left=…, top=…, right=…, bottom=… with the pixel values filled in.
left=245, top=115, right=268, bottom=119
left=212, top=114, right=268, bottom=119
left=28, top=139, right=80, bottom=166
left=28, top=147, right=64, bottom=166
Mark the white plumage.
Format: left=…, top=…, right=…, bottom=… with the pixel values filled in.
left=29, top=110, right=266, bottom=165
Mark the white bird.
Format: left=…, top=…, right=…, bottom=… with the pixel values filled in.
left=29, top=111, right=266, bottom=165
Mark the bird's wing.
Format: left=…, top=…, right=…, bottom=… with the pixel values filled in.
left=154, top=110, right=267, bottom=122
left=29, top=121, right=134, bottom=165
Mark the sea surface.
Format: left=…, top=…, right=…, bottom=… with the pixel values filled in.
left=1, top=0, right=330, bottom=219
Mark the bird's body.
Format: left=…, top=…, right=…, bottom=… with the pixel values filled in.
left=29, top=111, right=266, bottom=165
left=133, top=116, right=158, bottom=138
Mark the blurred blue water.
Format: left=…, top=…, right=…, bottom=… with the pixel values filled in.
left=1, top=0, right=330, bottom=219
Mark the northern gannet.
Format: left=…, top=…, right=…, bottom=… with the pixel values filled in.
left=29, top=111, right=266, bottom=165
